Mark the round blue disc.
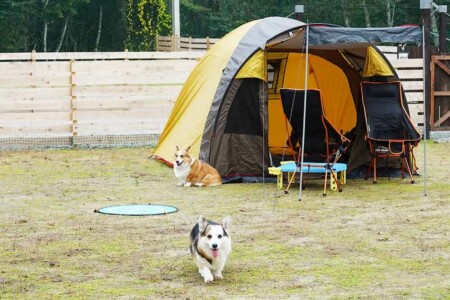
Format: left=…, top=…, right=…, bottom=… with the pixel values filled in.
left=96, top=204, right=178, bottom=216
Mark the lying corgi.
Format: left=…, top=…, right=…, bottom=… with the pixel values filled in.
left=190, top=216, right=231, bottom=283
left=174, top=146, right=222, bottom=187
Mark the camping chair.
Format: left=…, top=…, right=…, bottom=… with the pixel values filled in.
left=279, top=88, right=351, bottom=194
left=360, top=81, right=421, bottom=184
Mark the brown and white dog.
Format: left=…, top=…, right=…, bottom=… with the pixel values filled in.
left=190, top=216, right=231, bottom=283
left=174, top=146, right=222, bottom=187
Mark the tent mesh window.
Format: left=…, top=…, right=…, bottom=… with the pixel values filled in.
left=267, top=61, right=279, bottom=92
left=224, top=78, right=263, bottom=136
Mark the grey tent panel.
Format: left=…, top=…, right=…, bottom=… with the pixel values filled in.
left=308, top=25, right=422, bottom=47
left=200, top=17, right=304, bottom=162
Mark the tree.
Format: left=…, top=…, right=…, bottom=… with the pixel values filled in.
left=0, top=0, right=31, bottom=52
left=37, top=0, right=91, bottom=52
left=126, top=0, right=172, bottom=51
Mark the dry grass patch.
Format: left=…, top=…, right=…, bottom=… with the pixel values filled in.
left=0, top=142, right=449, bottom=299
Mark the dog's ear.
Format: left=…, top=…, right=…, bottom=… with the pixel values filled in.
left=186, top=145, right=192, bottom=152
left=176, top=145, right=179, bottom=151
left=222, top=216, right=231, bottom=234
left=198, top=215, right=208, bottom=233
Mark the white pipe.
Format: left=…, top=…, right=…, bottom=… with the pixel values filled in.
left=172, top=0, right=180, bottom=37
left=299, top=25, right=310, bottom=201
left=422, top=25, right=428, bottom=197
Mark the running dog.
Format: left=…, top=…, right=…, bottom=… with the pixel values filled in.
left=190, top=216, right=231, bottom=283
left=174, top=146, right=222, bottom=187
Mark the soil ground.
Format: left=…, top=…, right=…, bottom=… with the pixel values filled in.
left=0, top=141, right=449, bottom=299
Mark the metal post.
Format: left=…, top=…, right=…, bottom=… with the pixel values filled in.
left=420, top=0, right=431, bottom=132
left=438, top=5, right=448, bottom=54
left=295, top=5, right=304, bottom=21
left=422, top=26, right=428, bottom=197
left=299, top=24, right=309, bottom=201
left=172, top=0, right=180, bottom=37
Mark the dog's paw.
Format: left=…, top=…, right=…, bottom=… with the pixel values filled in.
left=213, top=272, right=223, bottom=280
left=184, top=182, right=192, bottom=187
left=177, top=182, right=183, bottom=187
left=194, top=182, right=205, bottom=187
left=203, top=274, right=214, bottom=283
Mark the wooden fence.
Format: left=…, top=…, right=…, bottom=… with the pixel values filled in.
left=0, top=51, right=203, bottom=148
left=390, top=58, right=424, bottom=128
left=156, top=36, right=220, bottom=51
left=0, top=48, right=426, bottom=149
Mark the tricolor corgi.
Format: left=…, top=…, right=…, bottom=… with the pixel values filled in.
left=174, top=146, right=222, bottom=187
left=190, top=216, right=231, bottom=283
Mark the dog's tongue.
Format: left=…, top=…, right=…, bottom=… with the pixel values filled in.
left=211, top=249, right=219, bottom=258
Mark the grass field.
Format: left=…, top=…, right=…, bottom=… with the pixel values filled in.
left=0, top=141, right=449, bottom=299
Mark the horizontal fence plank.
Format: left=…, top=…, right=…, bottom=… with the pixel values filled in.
left=0, top=61, right=71, bottom=74
left=0, top=51, right=204, bottom=61
left=76, top=110, right=162, bottom=121
left=76, top=85, right=182, bottom=97
left=71, top=60, right=197, bottom=73
left=401, top=81, right=423, bottom=92
left=77, top=120, right=167, bottom=135
left=0, top=99, right=71, bottom=113
left=377, top=45, right=398, bottom=53
left=77, top=97, right=174, bottom=111
left=156, top=35, right=218, bottom=51
left=390, top=58, right=423, bottom=69
left=383, top=53, right=398, bottom=61
left=0, top=74, right=71, bottom=88
left=0, top=123, right=72, bottom=137
left=72, top=71, right=191, bottom=86
left=0, top=111, right=71, bottom=123
left=405, top=92, right=424, bottom=103
left=0, top=87, right=71, bottom=101
left=396, top=69, right=423, bottom=80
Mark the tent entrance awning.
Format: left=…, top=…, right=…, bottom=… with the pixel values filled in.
left=266, top=24, right=423, bottom=52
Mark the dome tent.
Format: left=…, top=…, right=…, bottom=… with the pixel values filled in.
left=152, top=17, right=422, bottom=181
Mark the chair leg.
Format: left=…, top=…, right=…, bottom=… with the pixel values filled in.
left=323, top=168, right=328, bottom=196
left=329, top=169, right=343, bottom=192
left=402, top=157, right=415, bottom=184
left=284, top=169, right=297, bottom=194
left=400, top=155, right=405, bottom=179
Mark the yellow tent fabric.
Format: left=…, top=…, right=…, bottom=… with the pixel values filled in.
left=268, top=53, right=356, bottom=154
left=363, top=46, right=394, bottom=77
left=152, top=20, right=258, bottom=164
left=236, top=50, right=266, bottom=81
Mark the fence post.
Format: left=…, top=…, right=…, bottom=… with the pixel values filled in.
left=171, top=35, right=175, bottom=51
left=206, top=37, right=210, bottom=50
left=31, top=50, right=36, bottom=63
left=69, top=59, right=78, bottom=145
left=125, top=49, right=129, bottom=61
left=189, top=36, right=192, bottom=50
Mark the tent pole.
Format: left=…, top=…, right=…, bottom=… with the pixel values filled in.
left=422, top=25, right=428, bottom=197
left=299, top=24, right=310, bottom=201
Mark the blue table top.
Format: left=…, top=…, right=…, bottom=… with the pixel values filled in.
left=280, top=162, right=347, bottom=173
